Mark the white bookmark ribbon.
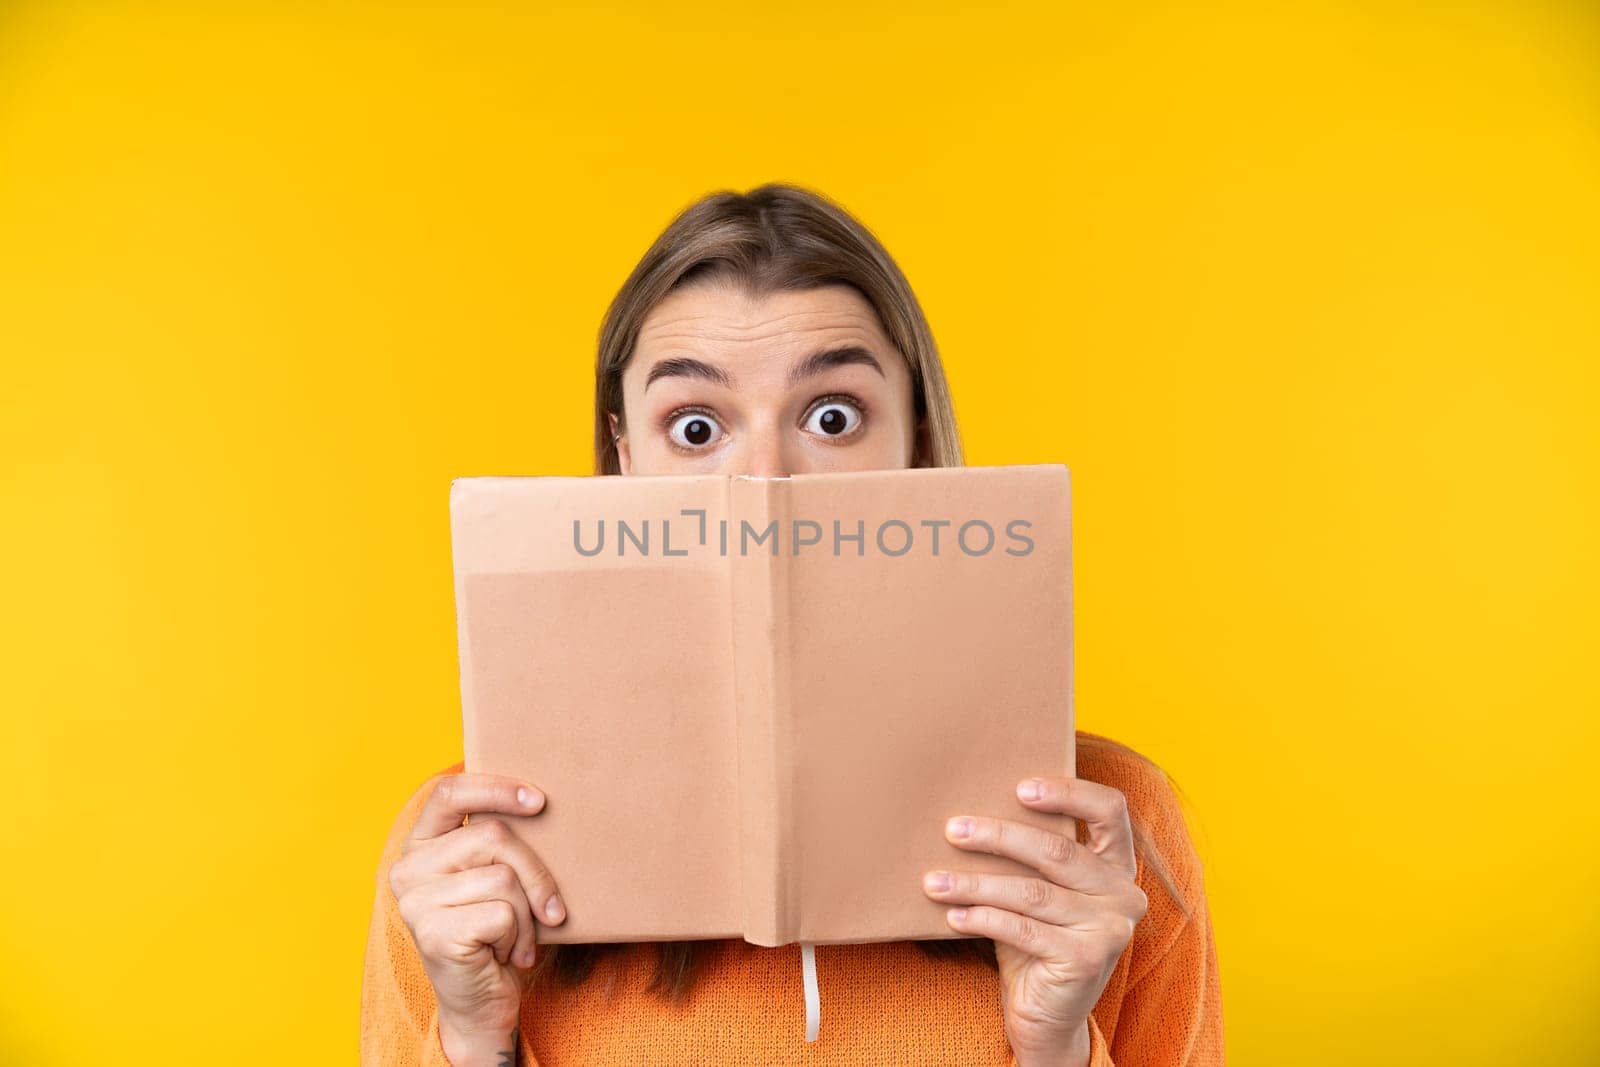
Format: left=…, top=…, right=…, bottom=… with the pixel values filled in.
left=801, top=942, right=820, bottom=1042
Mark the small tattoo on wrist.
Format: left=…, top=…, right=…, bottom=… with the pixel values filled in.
left=497, top=1030, right=518, bottom=1066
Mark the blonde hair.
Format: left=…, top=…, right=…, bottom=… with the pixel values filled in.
left=547, top=184, right=1189, bottom=1004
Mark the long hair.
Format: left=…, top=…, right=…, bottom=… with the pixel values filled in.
left=558, top=183, right=1191, bottom=1003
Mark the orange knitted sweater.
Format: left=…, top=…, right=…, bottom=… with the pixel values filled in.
left=360, top=735, right=1224, bottom=1065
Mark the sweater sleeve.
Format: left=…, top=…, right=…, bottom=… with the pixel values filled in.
left=1087, top=1015, right=1114, bottom=1065
left=1110, top=882, right=1224, bottom=1064
left=1033, top=739, right=1226, bottom=1066
left=1108, top=762, right=1226, bottom=1065
left=359, top=765, right=542, bottom=1067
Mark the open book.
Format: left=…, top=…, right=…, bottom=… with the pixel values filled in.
left=450, top=464, right=1074, bottom=947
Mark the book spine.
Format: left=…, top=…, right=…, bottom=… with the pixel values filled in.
left=730, top=477, right=793, bottom=947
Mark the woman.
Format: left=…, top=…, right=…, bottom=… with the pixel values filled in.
left=361, top=184, right=1224, bottom=1066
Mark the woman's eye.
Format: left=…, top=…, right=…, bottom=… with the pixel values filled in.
left=803, top=399, right=863, bottom=438
left=667, top=411, right=723, bottom=449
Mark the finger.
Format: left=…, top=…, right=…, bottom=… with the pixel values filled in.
left=1015, top=776, right=1138, bottom=879
left=439, top=899, right=520, bottom=968
left=398, top=865, right=535, bottom=968
left=922, top=868, right=1088, bottom=928
left=400, top=866, right=532, bottom=966
left=943, top=904, right=1068, bottom=960
left=944, top=815, right=1122, bottom=895
left=394, top=815, right=566, bottom=938
left=408, top=773, right=547, bottom=843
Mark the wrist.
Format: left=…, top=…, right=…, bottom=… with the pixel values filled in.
left=439, top=1016, right=519, bottom=1067
left=1011, top=1018, right=1091, bottom=1067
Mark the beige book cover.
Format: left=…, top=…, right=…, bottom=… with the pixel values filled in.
left=450, top=464, right=1074, bottom=947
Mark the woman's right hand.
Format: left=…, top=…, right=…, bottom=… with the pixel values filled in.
left=388, top=773, right=564, bottom=1063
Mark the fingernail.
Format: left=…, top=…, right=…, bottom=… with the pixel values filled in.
left=545, top=896, right=565, bottom=923
left=518, top=946, right=537, bottom=968
left=1018, top=778, right=1042, bottom=801
left=948, top=907, right=969, bottom=922
left=518, top=787, right=543, bottom=809
left=924, top=871, right=951, bottom=892
left=946, top=817, right=973, bottom=839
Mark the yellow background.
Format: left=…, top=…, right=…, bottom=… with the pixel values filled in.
left=2, top=2, right=1597, bottom=1063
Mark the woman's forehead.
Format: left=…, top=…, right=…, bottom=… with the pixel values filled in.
left=634, top=282, right=893, bottom=357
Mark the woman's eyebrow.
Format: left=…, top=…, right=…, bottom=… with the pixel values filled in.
left=642, top=346, right=883, bottom=392
left=644, top=357, right=733, bottom=392
left=787, top=345, right=884, bottom=385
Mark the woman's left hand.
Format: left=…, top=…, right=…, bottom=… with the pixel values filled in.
left=922, top=776, right=1148, bottom=1067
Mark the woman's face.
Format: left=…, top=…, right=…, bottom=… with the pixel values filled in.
left=612, top=281, right=922, bottom=477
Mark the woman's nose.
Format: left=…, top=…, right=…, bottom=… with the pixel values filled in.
left=735, top=427, right=791, bottom=478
